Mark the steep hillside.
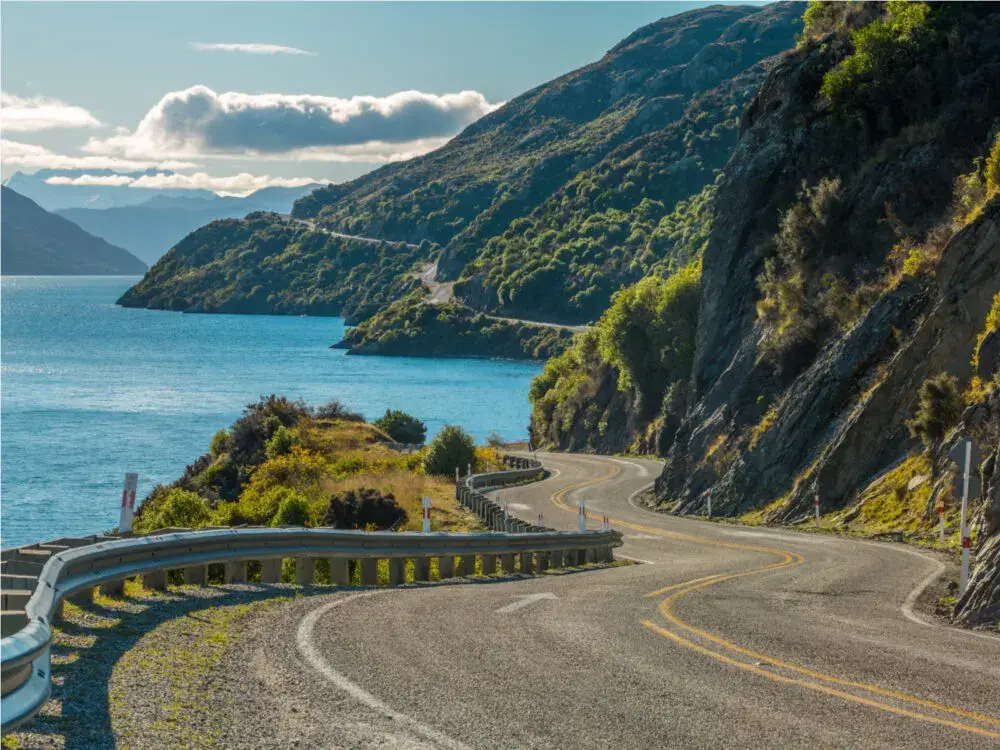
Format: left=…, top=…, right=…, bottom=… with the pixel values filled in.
left=56, top=184, right=321, bottom=265
left=116, top=213, right=428, bottom=321
left=0, top=186, right=147, bottom=275
left=294, top=3, right=802, bottom=324
left=531, top=1, right=1000, bottom=624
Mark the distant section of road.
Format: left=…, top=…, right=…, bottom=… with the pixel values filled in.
left=207, top=452, right=999, bottom=748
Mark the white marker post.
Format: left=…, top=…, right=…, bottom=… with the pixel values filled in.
left=119, top=472, right=138, bottom=533
left=467, top=462, right=472, bottom=477
left=706, top=489, right=712, bottom=520
left=814, top=494, right=821, bottom=528
left=538, top=512, right=543, bottom=527
left=422, top=496, right=431, bottom=533
left=960, top=440, right=971, bottom=596
left=578, top=499, right=586, bottom=533
left=938, top=499, right=946, bottom=545
left=455, top=466, right=459, bottom=484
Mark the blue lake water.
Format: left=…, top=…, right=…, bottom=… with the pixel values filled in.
left=1, top=276, right=542, bottom=549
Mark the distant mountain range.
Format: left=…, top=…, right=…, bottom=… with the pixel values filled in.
left=54, top=183, right=323, bottom=265
left=3, top=169, right=219, bottom=211
left=1, top=186, right=147, bottom=275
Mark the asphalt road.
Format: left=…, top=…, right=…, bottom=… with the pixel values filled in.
left=232, top=452, right=1000, bottom=749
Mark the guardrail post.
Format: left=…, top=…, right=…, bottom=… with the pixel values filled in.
left=550, top=550, right=563, bottom=569
left=438, top=555, right=455, bottom=579
left=459, top=554, right=476, bottom=576
left=602, top=545, right=614, bottom=563
left=519, top=551, right=534, bottom=575
left=260, top=559, right=281, bottom=583
left=500, top=553, right=515, bottom=574
left=101, top=578, right=125, bottom=598
left=144, top=569, right=168, bottom=591
left=536, top=551, right=550, bottom=573
left=361, top=558, right=378, bottom=586
left=296, top=558, right=314, bottom=585
left=225, top=561, right=247, bottom=583
left=389, top=558, right=404, bottom=586
left=413, top=556, right=431, bottom=582
left=481, top=553, right=496, bottom=576
left=329, top=558, right=350, bottom=586
left=184, top=565, right=207, bottom=586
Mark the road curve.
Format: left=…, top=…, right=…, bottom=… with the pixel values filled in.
left=223, top=453, right=999, bottom=749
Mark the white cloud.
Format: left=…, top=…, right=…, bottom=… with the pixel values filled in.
left=1, top=92, right=102, bottom=132
left=189, top=42, right=315, bottom=56
left=83, top=85, right=501, bottom=161
left=44, top=174, right=135, bottom=187
left=1, top=139, right=199, bottom=171
left=42, top=170, right=321, bottom=197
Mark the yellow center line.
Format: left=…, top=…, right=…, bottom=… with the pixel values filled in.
left=544, top=456, right=1000, bottom=738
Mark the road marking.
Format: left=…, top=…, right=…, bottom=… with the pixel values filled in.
left=640, top=620, right=1000, bottom=739
left=496, top=592, right=557, bottom=613
left=507, top=503, right=533, bottom=510
left=297, top=591, right=471, bottom=750
left=624, top=533, right=661, bottom=540
left=543, top=455, right=1000, bottom=738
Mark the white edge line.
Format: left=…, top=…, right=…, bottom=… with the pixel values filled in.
left=297, top=591, right=472, bottom=750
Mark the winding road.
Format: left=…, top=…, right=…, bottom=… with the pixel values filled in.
left=213, top=453, right=999, bottom=748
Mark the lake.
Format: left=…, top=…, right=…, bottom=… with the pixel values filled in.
left=1, top=276, right=542, bottom=548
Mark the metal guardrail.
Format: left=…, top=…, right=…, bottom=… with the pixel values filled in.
left=457, top=455, right=551, bottom=532
left=0, top=456, right=619, bottom=733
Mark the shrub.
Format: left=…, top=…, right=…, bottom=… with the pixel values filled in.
left=134, top=488, right=212, bottom=533
left=598, top=262, right=700, bottom=415
left=269, top=490, right=311, bottom=527
left=265, top=425, right=298, bottom=459
left=986, top=133, right=1000, bottom=196
left=373, top=409, right=427, bottom=445
left=907, top=372, right=963, bottom=445
left=312, top=400, right=365, bottom=422
left=423, top=425, right=477, bottom=476
left=322, top=487, right=406, bottom=530
left=209, top=429, right=230, bottom=457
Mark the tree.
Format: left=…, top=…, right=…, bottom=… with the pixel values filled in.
left=373, top=409, right=427, bottom=445
left=907, top=373, right=963, bottom=445
left=269, top=490, right=311, bottom=527
left=423, top=425, right=476, bottom=476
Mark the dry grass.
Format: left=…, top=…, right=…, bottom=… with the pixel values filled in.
left=320, top=470, right=481, bottom=533
left=748, top=405, right=778, bottom=451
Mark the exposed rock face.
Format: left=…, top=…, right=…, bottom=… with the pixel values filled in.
left=653, top=6, right=1000, bottom=522
left=954, top=394, right=1000, bottom=626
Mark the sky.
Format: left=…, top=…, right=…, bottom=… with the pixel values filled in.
left=1, top=1, right=762, bottom=195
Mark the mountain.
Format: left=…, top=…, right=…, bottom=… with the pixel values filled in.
left=529, top=1, right=1000, bottom=625
left=117, top=2, right=803, bottom=327
left=3, top=169, right=218, bottom=210
left=55, top=184, right=322, bottom=265
left=0, top=186, right=147, bottom=275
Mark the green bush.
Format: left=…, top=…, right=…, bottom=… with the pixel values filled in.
left=134, top=488, right=213, bottom=533
left=209, top=429, right=230, bottom=457
left=269, top=490, right=311, bottom=527
left=821, top=2, right=933, bottom=113
left=265, top=425, right=298, bottom=459
left=907, top=372, right=963, bottom=445
left=598, top=262, right=701, bottom=414
left=423, top=424, right=477, bottom=476
left=373, top=409, right=427, bottom=445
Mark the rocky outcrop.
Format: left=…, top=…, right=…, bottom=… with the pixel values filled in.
left=654, top=5, right=1000, bottom=522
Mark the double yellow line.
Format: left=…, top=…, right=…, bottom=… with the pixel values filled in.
left=548, top=460, right=1000, bottom=740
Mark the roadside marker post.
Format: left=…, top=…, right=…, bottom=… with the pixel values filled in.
left=119, top=472, right=138, bottom=533
left=960, top=440, right=971, bottom=595
left=706, top=489, right=712, bottom=520
left=538, top=512, right=543, bottom=527
left=467, top=462, right=472, bottom=478
left=578, top=499, right=586, bottom=533
left=948, top=437, right=981, bottom=596
left=422, top=496, right=431, bottom=533
left=455, top=467, right=459, bottom=484
left=815, top=495, right=821, bottom=528
left=938, top=501, right=946, bottom=544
